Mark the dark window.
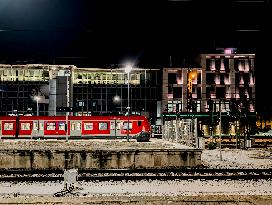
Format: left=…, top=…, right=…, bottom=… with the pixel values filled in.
left=168, top=85, right=173, bottom=94
left=168, top=73, right=177, bottom=84
left=173, top=87, right=182, bottom=98
left=197, top=72, right=201, bottom=84
left=138, top=121, right=142, bottom=127
left=215, top=59, right=221, bottom=70
left=206, top=73, right=215, bottom=85
left=216, top=87, right=225, bottom=99
left=197, top=87, right=201, bottom=99
left=206, top=59, right=211, bottom=71
left=224, top=58, right=229, bottom=71
left=220, top=74, right=224, bottom=85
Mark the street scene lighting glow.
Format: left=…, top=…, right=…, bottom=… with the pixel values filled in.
left=34, top=96, right=40, bottom=101
left=125, top=64, right=133, bottom=74
left=113, top=95, right=121, bottom=104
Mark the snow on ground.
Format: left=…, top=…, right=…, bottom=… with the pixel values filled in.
left=202, top=148, right=272, bottom=169
left=0, top=179, right=271, bottom=197
left=0, top=138, right=193, bottom=150
left=0, top=139, right=271, bottom=198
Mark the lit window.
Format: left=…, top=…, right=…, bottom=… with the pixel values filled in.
left=46, top=122, right=56, bottom=130
left=84, top=123, right=93, bottom=130
left=33, top=122, right=38, bottom=131
left=99, top=122, right=108, bottom=130
left=4, top=123, right=13, bottom=130
left=71, top=123, right=76, bottom=131
left=39, top=122, right=44, bottom=131
left=123, top=122, right=132, bottom=130
left=76, top=122, right=81, bottom=130
left=21, top=123, right=31, bottom=130
left=59, top=122, right=65, bottom=131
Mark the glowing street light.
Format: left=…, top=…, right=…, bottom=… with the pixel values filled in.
left=125, top=64, right=133, bottom=142
left=113, top=95, right=121, bottom=104
left=34, top=96, right=40, bottom=116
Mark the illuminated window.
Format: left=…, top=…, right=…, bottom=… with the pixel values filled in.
left=84, top=123, right=93, bottom=130
left=123, top=122, right=132, bottom=130
left=71, top=123, right=75, bottom=131
left=59, top=122, right=65, bottom=131
left=4, top=123, right=13, bottom=130
left=71, top=122, right=81, bottom=131
left=33, top=122, right=38, bottom=131
left=110, top=122, right=115, bottom=130
left=21, top=123, right=31, bottom=130
left=39, top=122, right=44, bottom=131
left=77, top=122, right=81, bottom=130
left=46, top=122, right=56, bottom=130
left=99, top=122, right=108, bottom=130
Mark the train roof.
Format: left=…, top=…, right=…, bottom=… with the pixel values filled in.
left=0, top=115, right=148, bottom=121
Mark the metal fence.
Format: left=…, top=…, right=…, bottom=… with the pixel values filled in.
left=162, top=118, right=199, bottom=148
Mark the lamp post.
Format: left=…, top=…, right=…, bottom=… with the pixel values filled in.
left=125, top=64, right=133, bottom=142
left=34, top=96, right=40, bottom=116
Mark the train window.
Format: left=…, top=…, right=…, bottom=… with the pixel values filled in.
left=116, top=122, right=121, bottom=130
left=59, top=122, right=65, bottom=131
left=123, top=122, right=132, bottom=130
left=138, top=121, right=142, bottom=127
left=21, top=123, right=31, bottom=130
left=46, top=122, right=56, bottom=130
left=33, top=122, right=38, bottom=131
left=110, top=122, right=115, bottom=130
left=71, top=123, right=76, bottom=131
left=76, top=122, right=81, bottom=130
left=99, top=122, right=108, bottom=130
left=84, top=123, right=93, bottom=130
left=4, top=123, right=13, bottom=130
left=39, top=122, right=44, bottom=131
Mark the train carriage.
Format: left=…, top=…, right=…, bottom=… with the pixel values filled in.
left=0, top=115, right=151, bottom=140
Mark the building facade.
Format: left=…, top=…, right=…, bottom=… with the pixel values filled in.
left=0, top=65, right=161, bottom=127
left=162, top=51, right=256, bottom=136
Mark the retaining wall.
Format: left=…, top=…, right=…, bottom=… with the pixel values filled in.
left=0, top=149, right=202, bottom=169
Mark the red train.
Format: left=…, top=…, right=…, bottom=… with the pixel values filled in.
left=0, top=115, right=151, bottom=140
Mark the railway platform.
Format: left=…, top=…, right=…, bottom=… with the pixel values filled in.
left=0, top=138, right=202, bottom=169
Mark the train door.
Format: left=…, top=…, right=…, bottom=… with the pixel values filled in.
left=70, top=120, right=82, bottom=137
left=110, top=120, right=121, bottom=138
left=33, top=120, right=44, bottom=138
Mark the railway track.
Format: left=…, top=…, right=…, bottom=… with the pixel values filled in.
left=0, top=168, right=271, bottom=181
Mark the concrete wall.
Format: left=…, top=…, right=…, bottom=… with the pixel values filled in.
left=0, top=149, right=202, bottom=169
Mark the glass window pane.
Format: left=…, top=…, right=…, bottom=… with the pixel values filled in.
left=84, top=123, right=93, bottom=130
left=46, top=122, right=56, bottom=130
left=21, top=123, right=31, bottom=130
left=99, top=122, right=108, bottom=130
left=123, top=122, right=132, bottom=130
left=77, top=122, right=81, bottom=130
left=4, top=123, right=13, bottom=130
left=59, top=122, right=65, bottom=131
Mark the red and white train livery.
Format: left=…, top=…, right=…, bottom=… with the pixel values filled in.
left=0, top=115, right=151, bottom=139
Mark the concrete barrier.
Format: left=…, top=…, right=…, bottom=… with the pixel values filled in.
left=0, top=149, right=202, bottom=169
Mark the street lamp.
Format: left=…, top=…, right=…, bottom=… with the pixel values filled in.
left=34, top=96, right=40, bottom=116
left=125, top=64, right=133, bottom=142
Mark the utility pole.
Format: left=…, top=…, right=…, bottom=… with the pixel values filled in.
left=219, top=100, right=222, bottom=161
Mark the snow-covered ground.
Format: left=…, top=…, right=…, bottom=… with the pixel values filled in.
left=0, top=148, right=271, bottom=197
left=0, top=140, right=271, bottom=198
left=202, top=148, right=272, bottom=169
left=0, top=179, right=271, bottom=197
left=0, top=139, right=193, bottom=150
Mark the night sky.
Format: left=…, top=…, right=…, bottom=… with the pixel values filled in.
left=0, top=0, right=271, bottom=111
